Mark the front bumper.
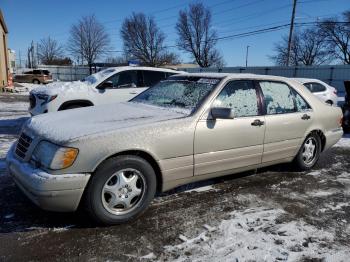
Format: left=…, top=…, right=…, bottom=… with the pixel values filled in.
left=6, top=145, right=91, bottom=212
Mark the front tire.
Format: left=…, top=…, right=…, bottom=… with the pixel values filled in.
left=293, top=133, right=321, bottom=171
left=33, top=79, right=40, bottom=84
left=84, top=155, right=157, bottom=225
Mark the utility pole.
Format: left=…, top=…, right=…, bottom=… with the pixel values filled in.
left=286, top=0, right=297, bottom=66
left=245, top=45, right=250, bottom=67
left=18, top=50, right=22, bottom=69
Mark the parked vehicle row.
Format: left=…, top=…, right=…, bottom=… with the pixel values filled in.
left=7, top=72, right=343, bottom=225
left=28, top=67, right=180, bottom=115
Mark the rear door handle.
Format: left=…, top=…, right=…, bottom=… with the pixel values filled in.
left=129, top=92, right=138, bottom=94
left=301, top=114, right=311, bottom=120
left=251, top=119, right=265, bottom=126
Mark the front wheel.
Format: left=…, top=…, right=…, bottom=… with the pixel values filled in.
left=32, top=79, right=40, bottom=84
left=84, top=155, right=157, bottom=225
left=293, top=133, right=321, bottom=171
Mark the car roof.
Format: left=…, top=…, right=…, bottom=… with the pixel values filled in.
left=107, top=66, right=180, bottom=73
left=293, top=78, right=325, bottom=84
left=174, top=72, right=292, bottom=81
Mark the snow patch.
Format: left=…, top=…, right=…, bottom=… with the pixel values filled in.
left=334, top=135, right=350, bottom=148
left=185, top=185, right=216, bottom=193
left=164, top=206, right=350, bottom=261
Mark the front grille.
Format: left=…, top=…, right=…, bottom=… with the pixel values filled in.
left=29, top=94, right=36, bottom=109
left=15, top=133, right=33, bottom=159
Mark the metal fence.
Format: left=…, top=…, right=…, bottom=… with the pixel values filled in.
left=35, top=65, right=94, bottom=81
left=184, top=65, right=350, bottom=97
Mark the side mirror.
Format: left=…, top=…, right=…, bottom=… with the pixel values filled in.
left=98, top=81, right=113, bottom=89
left=211, top=107, right=235, bottom=119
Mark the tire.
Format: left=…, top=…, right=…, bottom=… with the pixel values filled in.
left=293, top=133, right=321, bottom=171
left=325, top=100, right=333, bottom=106
left=32, top=79, right=40, bottom=84
left=84, top=155, right=157, bottom=225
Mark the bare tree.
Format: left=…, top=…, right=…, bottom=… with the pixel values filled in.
left=67, top=15, right=110, bottom=73
left=176, top=3, right=224, bottom=68
left=121, top=13, right=178, bottom=66
left=270, top=27, right=331, bottom=66
left=319, top=11, right=350, bottom=64
left=37, top=37, right=64, bottom=65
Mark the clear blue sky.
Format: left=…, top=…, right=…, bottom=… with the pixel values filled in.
left=2, top=0, right=349, bottom=66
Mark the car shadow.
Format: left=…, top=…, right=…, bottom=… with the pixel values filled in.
left=0, top=163, right=287, bottom=234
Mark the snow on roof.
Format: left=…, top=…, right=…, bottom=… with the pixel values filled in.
left=106, top=66, right=180, bottom=73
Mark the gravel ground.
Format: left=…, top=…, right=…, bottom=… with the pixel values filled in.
left=0, top=93, right=349, bottom=262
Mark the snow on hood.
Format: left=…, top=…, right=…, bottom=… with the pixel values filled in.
left=25, top=102, right=189, bottom=143
left=30, top=80, right=96, bottom=96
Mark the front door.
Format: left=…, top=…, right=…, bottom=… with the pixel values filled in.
left=258, top=81, right=313, bottom=163
left=194, top=80, right=265, bottom=176
left=95, top=70, right=145, bottom=105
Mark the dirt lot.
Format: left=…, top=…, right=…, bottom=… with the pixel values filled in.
left=0, top=93, right=349, bottom=261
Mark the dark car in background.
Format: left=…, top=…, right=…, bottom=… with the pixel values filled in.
left=342, top=81, right=350, bottom=133
left=14, top=69, right=53, bottom=84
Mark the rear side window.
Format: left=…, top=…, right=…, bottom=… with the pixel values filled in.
left=293, top=91, right=311, bottom=112
left=33, top=70, right=41, bottom=75
left=259, top=81, right=295, bottom=115
left=213, top=80, right=259, bottom=117
left=24, top=71, right=33, bottom=74
left=143, top=71, right=166, bottom=87
left=303, top=82, right=326, bottom=93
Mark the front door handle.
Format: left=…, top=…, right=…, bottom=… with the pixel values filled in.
left=129, top=92, right=138, bottom=95
left=301, top=114, right=311, bottom=120
left=251, top=119, right=265, bottom=126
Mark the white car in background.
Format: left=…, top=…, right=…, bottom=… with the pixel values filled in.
left=29, top=67, right=180, bottom=115
left=294, top=78, right=338, bottom=106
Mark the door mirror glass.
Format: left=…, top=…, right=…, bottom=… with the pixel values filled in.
left=211, top=107, right=235, bottom=119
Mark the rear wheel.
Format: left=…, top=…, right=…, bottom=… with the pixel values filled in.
left=325, top=100, right=333, bottom=105
left=32, top=79, right=40, bottom=84
left=293, top=133, right=321, bottom=171
left=84, top=155, right=157, bottom=225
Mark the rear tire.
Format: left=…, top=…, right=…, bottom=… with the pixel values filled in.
left=84, top=155, right=157, bottom=225
left=325, top=100, right=333, bottom=106
left=32, top=79, right=40, bottom=84
left=293, top=133, right=321, bottom=171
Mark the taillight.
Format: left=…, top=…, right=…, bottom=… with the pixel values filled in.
left=339, top=115, right=343, bottom=127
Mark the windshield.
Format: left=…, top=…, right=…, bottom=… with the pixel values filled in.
left=131, top=76, right=221, bottom=114
left=83, top=68, right=116, bottom=85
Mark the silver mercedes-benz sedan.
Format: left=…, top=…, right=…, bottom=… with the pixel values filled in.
left=6, top=73, right=343, bottom=225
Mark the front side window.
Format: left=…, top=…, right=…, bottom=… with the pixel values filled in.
left=131, top=76, right=221, bottom=114
left=213, top=80, right=259, bottom=117
left=105, top=70, right=139, bottom=89
left=260, top=81, right=295, bottom=115
left=143, top=71, right=166, bottom=87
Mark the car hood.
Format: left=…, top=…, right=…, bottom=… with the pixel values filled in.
left=30, top=81, right=97, bottom=96
left=25, top=102, right=189, bottom=143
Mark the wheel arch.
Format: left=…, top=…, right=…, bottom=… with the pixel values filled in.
left=308, top=129, right=326, bottom=152
left=93, top=150, right=163, bottom=193
left=58, top=100, right=94, bottom=111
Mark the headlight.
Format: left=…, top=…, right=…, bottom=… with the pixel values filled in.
left=36, top=94, right=58, bottom=105
left=32, top=141, right=78, bottom=170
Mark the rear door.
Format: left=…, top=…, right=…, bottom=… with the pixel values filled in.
left=258, top=81, right=313, bottom=163
left=194, top=80, right=265, bottom=176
